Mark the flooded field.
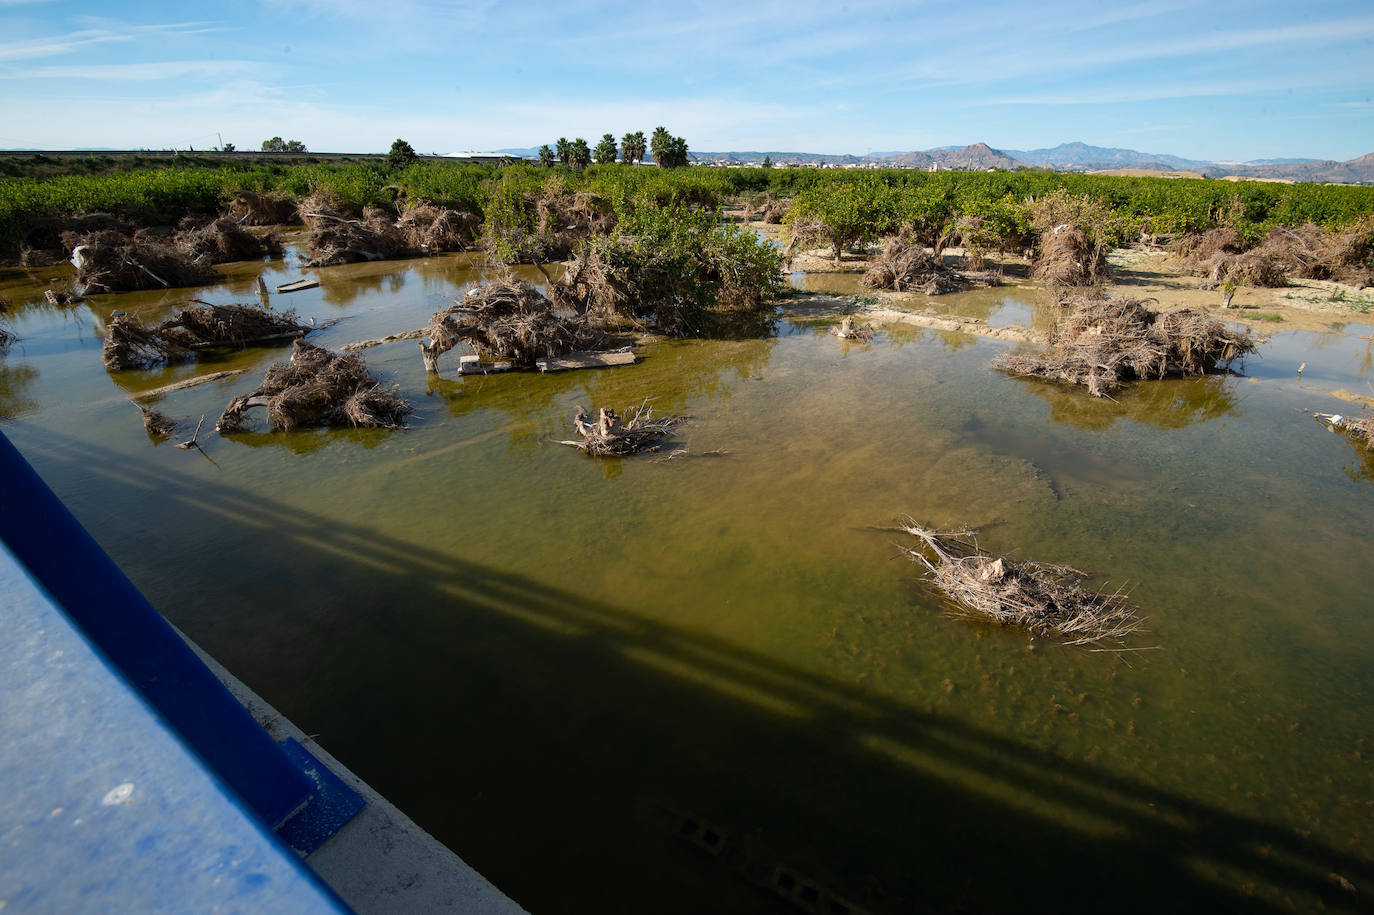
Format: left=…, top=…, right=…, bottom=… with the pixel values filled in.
left=3, top=248, right=1373, bottom=913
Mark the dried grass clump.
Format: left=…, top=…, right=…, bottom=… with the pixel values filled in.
left=175, top=217, right=282, bottom=264
left=557, top=402, right=685, bottom=456
left=397, top=203, right=482, bottom=252
left=103, top=302, right=310, bottom=370
left=900, top=522, right=1145, bottom=648
left=420, top=278, right=601, bottom=371
left=1034, top=225, right=1107, bottom=286
left=70, top=229, right=218, bottom=294
left=862, top=236, right=966, bottom=294
left=227, top=191, right=298, bottom=226
left=995, top=295, right=1256, bottom=397
left=300, top=194, right=414, bottom=267
left=217, top=340, right=410, bottom=432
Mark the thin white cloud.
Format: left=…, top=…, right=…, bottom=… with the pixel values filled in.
left=0, top=30, right=131, bottom=62
left=3, top=60, right=263, bottom=80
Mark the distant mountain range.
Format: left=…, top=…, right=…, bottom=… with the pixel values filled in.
left=494, top=141, right=1373, bottom=184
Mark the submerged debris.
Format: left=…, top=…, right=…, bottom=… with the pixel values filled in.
left=900, top=522, right=1145, bottom=648
left=421, top=278, right=600, bottom=372
left=830, top=316, right=875, bottom=341
left=995, top=296, right=1256, bottom=397
left=0, top=297, right=13, bottom=350
left=862, top=236, right=971, bottom=295
left=1316, top=412, right=1374, bottom=446
left=217, top=340, right=411, bottom=433
left=175, top=217, right=282, bottom=264
left=132, top=401, right=178, bottom=438
left=103, top=302, right=311, bottom=370
left=1034, top=225, right=1107, bottom=286
left=70, top=230, right=218, bottom=294
left=557, top=402, right=686, bottom=456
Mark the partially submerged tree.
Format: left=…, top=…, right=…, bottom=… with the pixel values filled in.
left=593, top=134, right=618, bottom=165
left=420, top=277, right=601, bottom=371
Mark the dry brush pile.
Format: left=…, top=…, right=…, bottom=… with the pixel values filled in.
left=397, top=203, right=482, bottom=253
left=1168, top=227, right=1285, bottom=288
left=227, top=191, right=298, bottom=226
left=420, top=277, right=602, bottom=371
left=69, top=229, right=218, bottom=294
left=901, top=522, right=1145, bottom=649
left=995, top=295, right=1257, bottom=397
left=861, top=236, right=988, bottom=295
left=103, top=302, right=311, bottom=370
left=299, top=194, right=415, bottom=267
left=217, top=340, right=410, bottom=432
left=175, top=217, right=282, bottom=264
left=1033, top=225, right=1108, bottom=286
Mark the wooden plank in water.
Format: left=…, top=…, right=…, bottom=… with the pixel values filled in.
left=276, top=279, right=319, bottom=293
left=134, top=369, right=247, bottom=400
left=535, top=347, right=636, bottom=373
left=458, top=355, right=513, bottom=375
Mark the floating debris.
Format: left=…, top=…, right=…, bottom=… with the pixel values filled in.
left=557, top=402, right=685, bottom=456
left=995, top=295, right=1256, bottom=397
left=175, top=217, right=281, bottom=264
left=217, top=340, right=411, bottom=433
left=421, top=278, right=600, bottom=372
left=131, top=401, right=177, bottom=438
left=861, top=236, right=968, bottom=295
left=830, top=316, right=875, bottom=341
left=103, top=302, right=311, bottom=370
left=899, top=521, right=1146, bottom=649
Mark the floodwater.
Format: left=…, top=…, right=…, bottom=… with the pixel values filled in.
left=2, top=248, right=1373, bottom=914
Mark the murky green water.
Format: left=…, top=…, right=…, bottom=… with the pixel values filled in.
left=3, top=250, right=1373, bottom=913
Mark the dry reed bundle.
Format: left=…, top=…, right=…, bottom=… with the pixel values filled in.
left=995, top=296, right=1256, bottom=397
left=70, top=229, right=218, bottom=294
left=227, top=191, right=298, bottom=226
left=217, top=340, right=410, bottom=432
left=900, top=522, right=1145, bottom=648
left=103, top=302, right=310, bottom=370
left=397, top=203, right=482, bottom=252
left=300, top=194, right=414, bottom=266
left=175, top=217, right=282, bottom=264
left=420, top=278, right=601, bottom=371
left=557, top=402, right=685, bottom=456
left=862, top=236, right=965, bottom=294
left=1033, top=225, right=1107, bottom=286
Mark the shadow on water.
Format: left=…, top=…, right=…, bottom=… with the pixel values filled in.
left=12, top=424, right=1371, bottom=915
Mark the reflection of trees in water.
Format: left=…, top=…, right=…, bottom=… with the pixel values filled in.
left=318, top=268, right=409, bottom=306
left=0, top=361, right=39, bottom=420
left=1020, top=373, right=1241, bottom=431
left=219, top=425, right=394, bottom=454
left=881, top=322, right=977, bottom=354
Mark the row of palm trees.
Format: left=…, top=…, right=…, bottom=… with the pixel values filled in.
left=537, top=127, right=688, bottom=169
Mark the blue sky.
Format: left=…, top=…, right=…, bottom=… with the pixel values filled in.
left=0, top=0, right=1370, bottom=161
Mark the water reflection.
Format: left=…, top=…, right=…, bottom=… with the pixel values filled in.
left=1015, top=374, right=1242, bottom=431
left=0, top=361, right=38, bottom=419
